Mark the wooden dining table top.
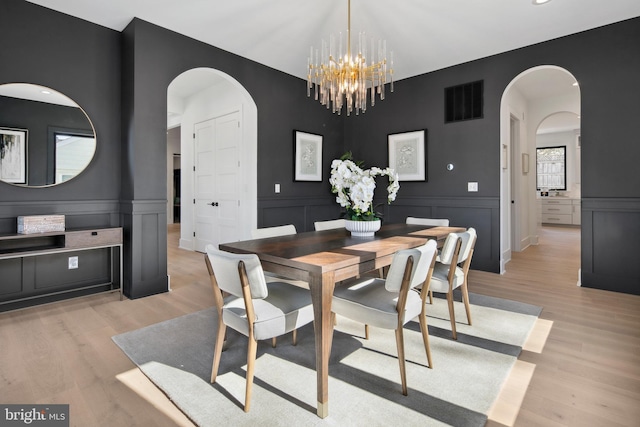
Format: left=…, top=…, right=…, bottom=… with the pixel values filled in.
left=220, top=223, right=464, bottom=276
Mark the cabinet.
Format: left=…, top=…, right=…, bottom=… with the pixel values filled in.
left=541, top=198, right=580, bottom=225
left=572, top=199, right=581, bottom=225
left=0, top=227, right=122, bottom=311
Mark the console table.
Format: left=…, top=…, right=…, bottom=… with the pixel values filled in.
left=0, top=227, right=123, bottom=311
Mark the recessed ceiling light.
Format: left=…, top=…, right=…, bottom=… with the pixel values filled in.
left=533, top=0, right=552, bottom=4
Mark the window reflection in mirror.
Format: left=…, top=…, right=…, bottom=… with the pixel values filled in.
left=55, top=132, right=95, bottom=184
left=0, top=83, right=96, bottom=187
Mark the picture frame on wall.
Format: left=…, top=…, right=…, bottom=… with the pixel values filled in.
left=522, top=152, right=530, bottom=174
left=0, top=127, right=28, bottom=184
left=293, top=130, right=323, bottom=181
left=388, top=129, right=427, bottom=181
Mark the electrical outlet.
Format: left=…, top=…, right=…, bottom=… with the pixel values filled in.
left=68, top=256, right=78, bottom=269
left=275, top=183, right=281, bottom=193
left=468, top=182, right=478, bottom=192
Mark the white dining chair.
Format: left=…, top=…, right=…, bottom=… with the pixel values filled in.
left=250, top=224, right=308, bottom=289
left=204, top=246, right=314, bottom=412
left=314, top=219, right=346, bottom=231
left=406, top=216, right=450, bottom=227
left=251, top=224, right=297, bottom=239
left=331, top=239, right=438, bottom=395
left=419, top=228, right=477, bottom=340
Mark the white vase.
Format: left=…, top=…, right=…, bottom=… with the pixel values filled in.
left=344, top=219, right=381, bottom=237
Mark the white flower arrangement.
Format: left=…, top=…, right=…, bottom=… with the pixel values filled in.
left=329, top=156, right=400, bottom=221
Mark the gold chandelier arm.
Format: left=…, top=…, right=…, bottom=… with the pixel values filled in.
left=347, top=0, right=351, bottom=59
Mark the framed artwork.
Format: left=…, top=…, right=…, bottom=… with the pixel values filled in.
left=0, top=127, right=28, bottom=184
left=388, top=129, right=427, bottom=181
left=502, top=144, right=508, bottom=170
left=522, top=152, right=530, bottom=174
left=293, top=130, right=323, bottom=181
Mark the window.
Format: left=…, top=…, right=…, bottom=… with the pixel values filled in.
left=536, top=146, right=566, bottom=191
left=54, top=132, right=96, bottom=184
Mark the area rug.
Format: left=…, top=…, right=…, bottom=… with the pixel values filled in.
left=112, top=292, right=542, bottom=427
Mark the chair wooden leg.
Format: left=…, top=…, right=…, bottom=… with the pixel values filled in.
left=365, top=324, right=370, bottom=340
left=418, top=311, right=433, bottom=368
left=446, top=291, right=458, bottom=340
left=461, top=283, right=472, bottom=325
left=272, top=337, right=276, bottom=348
left=395, top=327, right=408, bottom=396
left=211, top=322, right=227, bottom=383
left=428, top=290, right=433, bottom=305
left=244, top=336, right=258, bottom=412
left=292, top=329, right=297, bottom=346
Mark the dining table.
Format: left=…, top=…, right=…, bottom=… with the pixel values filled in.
left=219, top=223, right=466, bottom=418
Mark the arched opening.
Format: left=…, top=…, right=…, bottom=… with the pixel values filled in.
left=167, top=68, right=258, bottom=253
left=499, top=65, right=581, bottom=275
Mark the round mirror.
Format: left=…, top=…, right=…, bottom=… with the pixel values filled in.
left=0, top=83, right=96, bottom=187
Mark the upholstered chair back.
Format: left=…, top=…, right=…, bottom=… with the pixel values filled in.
left=205, top=245, right=268, bottom=299
left=384, top=239, right=438, bottom=292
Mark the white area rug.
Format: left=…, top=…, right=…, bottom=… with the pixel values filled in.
left=113, top=293, right=541, bottom=427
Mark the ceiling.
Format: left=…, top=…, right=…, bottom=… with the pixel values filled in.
left=25, top=0, right=640, bottom=82
left=0, top=83, right=79, bottom=107
left=22, top=0, right=638, bottom=132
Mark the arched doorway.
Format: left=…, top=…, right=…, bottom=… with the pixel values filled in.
left=167, top=68, right=258, bottom=252
left=499, top=65, right=581, bottom=273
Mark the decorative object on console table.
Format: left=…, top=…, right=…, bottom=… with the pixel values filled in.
left=329, top=152, right=399, bottom=237
left=17, top=215, right=65, bottom=234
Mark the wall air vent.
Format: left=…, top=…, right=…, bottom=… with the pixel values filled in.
left=445, top=80, right=484, bottom=123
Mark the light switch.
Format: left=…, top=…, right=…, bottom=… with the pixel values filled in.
left=468, top=182, right=478, bottom=192
left=275, top=183, right=281, bottom=193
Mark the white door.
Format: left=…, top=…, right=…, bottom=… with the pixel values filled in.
left=194, top=111, right=241, bottom=252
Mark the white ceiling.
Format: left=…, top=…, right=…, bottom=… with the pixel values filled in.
left=25, top=0, right=640, bottom=82
left=537, top=111, right=580, bottom=134
left=22, top=0, right=637, bottom=132
left=0, top=83, right=80, bottom=107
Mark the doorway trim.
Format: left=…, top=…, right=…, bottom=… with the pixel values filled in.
left=499, top=65, right=581, bottom=274
left=167, top=67, right=258, bottom=251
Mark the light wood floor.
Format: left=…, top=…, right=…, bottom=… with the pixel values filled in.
left=1, top=224, right=639, bottom=426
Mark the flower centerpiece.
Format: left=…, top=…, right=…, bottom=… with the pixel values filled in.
left=329, top=152, right=400, bottom=237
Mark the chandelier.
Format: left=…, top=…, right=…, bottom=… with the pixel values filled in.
left=307, top=0, right=394, bottom=116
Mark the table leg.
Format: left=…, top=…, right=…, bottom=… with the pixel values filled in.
left=308, top=271, right=335, bottom=418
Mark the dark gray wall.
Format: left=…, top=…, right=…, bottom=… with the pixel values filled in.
left=119, top=18, right=344, bottom=298
left=0, top=0, right=121, bottom=234
left=1, top=0, right=639, bottom=297
left=345, top=17, right=640, bottom=291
